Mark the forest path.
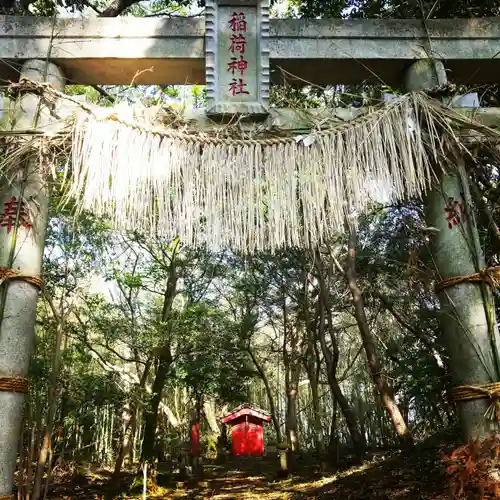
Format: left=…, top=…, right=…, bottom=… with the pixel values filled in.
left=161, top=455, right=339, bottom=499
left=44, top=441, right=452, bottom=499
left=160, top=448, right=449, bottom=500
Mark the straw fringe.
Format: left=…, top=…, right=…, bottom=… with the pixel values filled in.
left=66, top=92, right=479, bottom=253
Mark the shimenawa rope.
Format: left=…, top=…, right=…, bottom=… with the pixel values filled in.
left=6, top=79, right=423, bottom=145
left=436, top=266, right=500, bottom=294
left=5, top=78, right=500, bottom=253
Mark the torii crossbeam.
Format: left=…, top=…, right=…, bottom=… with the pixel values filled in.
left=0, top=15, right=500, bottom=86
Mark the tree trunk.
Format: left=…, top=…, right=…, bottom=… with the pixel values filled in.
left=304, top=342, right=322, bottom=456
left=282, top=293, right=301, bottom=451
left=284, top=358, right=301, bottom=452
left=314, top=268, right=366, bottom=460
left=301, top=269, right=323, bottom=457
left=344, top=219, right=413, bottom=447
left=313, top=253, right=366, bottom=459
left=113, top=405, right=132, bottom=481
left=328, top=398, right=340, bottom=464
left=203, top=399, right=220, bottom=435
left=141, top=350, right=173, bottom=463
left=140, top=252, right=178, bottom=464
left=33, top=273, right=73, bottom=500
left=248, top=347, right=282, bottom=442
left=0, top=60, right=65, bottom=498
left=114, top=362, right=151, bottom=481
left=32, top=322, right=64, bottom=500
left=404, top=58, right=500, bottom=443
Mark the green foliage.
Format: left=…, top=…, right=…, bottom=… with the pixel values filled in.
left=128, top=0, right=197, bottom=17
left=293, top=0, right=500, bottom=19
left=206, top=433, right=219, bottom=457
left=192, top=85, right=207, bottom=108
left=174, top=302, right=252, bottom=404
left=347, top=0, right=500, bottom=19
left=65, top=85, right=114, bottom=106
left=291, top=0, right=347, bottom=19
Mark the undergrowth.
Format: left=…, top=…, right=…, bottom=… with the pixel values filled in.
left=442, top=433, right=500, bottom=498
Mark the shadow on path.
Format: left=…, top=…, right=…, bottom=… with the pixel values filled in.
left=161, top=447, right=450, bottom=500
left=44, top=434, right=457, bottom=499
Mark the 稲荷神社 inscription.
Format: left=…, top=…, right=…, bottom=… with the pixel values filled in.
left=228, top=12, right=249, bottom=97
left=205, top=0, right=270, bottom=118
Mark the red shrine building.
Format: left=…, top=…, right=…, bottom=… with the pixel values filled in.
left=222, top=404, right=272, bottom=456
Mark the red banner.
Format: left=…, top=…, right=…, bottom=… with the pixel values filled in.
left=191, top=423, right=201, bottom=457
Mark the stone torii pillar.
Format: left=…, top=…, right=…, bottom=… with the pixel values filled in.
left=404, top=59, right=500, bottom=441
left=0, top=59, right=65, bottom=499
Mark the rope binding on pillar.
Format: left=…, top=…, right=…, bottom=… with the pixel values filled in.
left=0, top=267, right=43, bottom=291
left=0, top=376, right=29, bottom=394
left=443, top=267, right=500, bottom=421
left=435, top=266, right=500, bottom=294
left=450, top=383, right=500, bottom=421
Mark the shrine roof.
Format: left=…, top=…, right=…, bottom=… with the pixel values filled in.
left=222, top=404, right=272, bottom=424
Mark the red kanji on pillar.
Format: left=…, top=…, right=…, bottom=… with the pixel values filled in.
left=191, top=423, right=201, bottom=457
left=444, top=196, right=466, bottom=230
left=0, top=197, right=31, bottom=233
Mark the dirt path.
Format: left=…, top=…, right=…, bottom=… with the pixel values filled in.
left=159, top=448, right=450, bottom=500
left=159, top=456, right=336, bottom=499
left=45, top=444, right=452, bottom=499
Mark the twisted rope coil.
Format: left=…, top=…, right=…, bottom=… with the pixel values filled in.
left=435, top=266, right=500, bottom=294
left=3, top=78, right=473, bottom=147
left=0, top=268, right=43, bottom=290
left=0, top=376, right=29, bottom=393
left=0, top=495, right=14, bottom=500
left=451, top=383, right=500, bottom=421
left=7, top=79, right=382, bottom=145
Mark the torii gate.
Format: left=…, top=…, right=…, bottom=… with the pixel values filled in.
left=0, top=6, right=499, bottom=499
